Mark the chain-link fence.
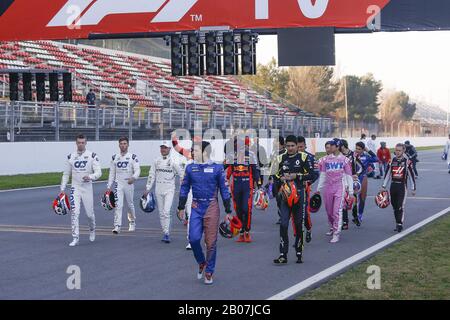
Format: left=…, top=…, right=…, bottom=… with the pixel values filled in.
left=0, top=101, right=334, bottom=142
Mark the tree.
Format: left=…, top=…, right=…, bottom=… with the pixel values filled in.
left=241, top=57, right=289, bottom=99
left=286, top=66, right=340, bottom=116
left=345, top=73, right=382, bottom=121
left=380, top=91, right=417, bottom=127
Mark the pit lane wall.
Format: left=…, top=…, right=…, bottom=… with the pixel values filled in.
left=0, top=137, right=447, bottom=175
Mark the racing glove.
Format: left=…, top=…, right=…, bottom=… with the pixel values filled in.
left=223, top=198, right=232, bottom=214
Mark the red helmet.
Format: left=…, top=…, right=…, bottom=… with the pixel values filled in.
left=375, top=190, right=390, bottom=209
left=219, top=215, right=242, bottom=238
left=229, top=216, right=243, bottom=236
left=280, top=181, right=299, bottom=208
left=344, top=191, right=355, bottom=210
left=52, top=193, right=71, bottom=215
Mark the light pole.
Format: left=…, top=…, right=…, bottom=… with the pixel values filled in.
left=343, top=76, right=349, bottom=138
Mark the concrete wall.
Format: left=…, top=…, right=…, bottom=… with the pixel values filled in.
left=0, top=136, right=447, bottom=175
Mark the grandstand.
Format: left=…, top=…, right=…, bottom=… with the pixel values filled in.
left=0, top=41, right=331, bottom=141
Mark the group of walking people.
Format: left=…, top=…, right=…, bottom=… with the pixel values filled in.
left=56, top=132, right=426, bottom=285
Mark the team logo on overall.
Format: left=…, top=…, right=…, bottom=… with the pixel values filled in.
left=325, top=162, right=344, bottom=170
left=117, top=162, right=129, bottom=168
left=74, top=161, right=88, bottom=168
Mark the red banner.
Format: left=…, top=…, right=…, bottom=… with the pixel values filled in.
left=0, top=0, right=390, bottom=41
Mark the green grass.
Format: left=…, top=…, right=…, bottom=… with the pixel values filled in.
left=415, top=145, right=443, bottom=151
left=0, top=166, right=150, bottom=190
left=298, top=213, right=450, bottom=300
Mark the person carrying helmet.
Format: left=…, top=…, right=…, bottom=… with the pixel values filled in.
left=171, top=133, right=197, bottom=250
left=316, top=139, right=354, bottom=243
left=60, top=134, right=102, bottom=247
left=269, top=136, right=286, bottom=225
left=106, top=137, right=141, bottom=234
left=404, top=141, right=419, bottom=179
left=177, top=141, right=232, bottom=285
left=272, top=135, right=314, bottom=264
left=353, top=141, right=379, bottom=226
left=381, top=143, right=416, bottom=233
left=226, top=136, right=261, bottom=243
left=145, top=140, right=183, bottom=243
left=338, top=139, right=359, bottom=230
left=296, top=136, right=319, bottom=243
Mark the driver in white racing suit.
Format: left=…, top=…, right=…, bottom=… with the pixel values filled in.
left=61, top=134, right=102, bottom=247
left=145, top=141, right=183, bottom=243
left=444, top=134, right=450, bottom=174
left=107, top=137, right=141, bottom=234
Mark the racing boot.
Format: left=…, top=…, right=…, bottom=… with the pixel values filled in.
left=273, top=254, right=288, bottom=264
left=236, top=233, right=245, bottom=243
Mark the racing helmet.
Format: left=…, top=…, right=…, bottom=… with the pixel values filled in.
left=253, top=188, right=269, bottom=210
left=219, top=221, right=233, bottom=239
left=101, top=190, right=116, bottom=211
left=353, top=180, right=362, bottom=195
left=140, top=192, right=156, bottom=213
left=52, top=193, right=71, bottom=215
left=309, top=193, right=322, bottom=213
left=279, top=181, right=299, bottom=208
left=344, top=191, right=355, bottom=210
left=375, top=190, right=390, bottom=209
left=219, top=215, right=243, bottom=239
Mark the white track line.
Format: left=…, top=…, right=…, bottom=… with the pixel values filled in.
left=267, top=206, right=450, bottom=300
left=0, top=177, right=146, bottom=193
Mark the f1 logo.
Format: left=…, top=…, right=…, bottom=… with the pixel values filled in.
left=0, top=0, right=14, bottom=17
left=47, top=0, right=198, bottom=27
left=74, top=161, right=88, bottom=169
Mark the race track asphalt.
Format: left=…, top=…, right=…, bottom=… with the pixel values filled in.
left=0, top=150, right=449, bottom=300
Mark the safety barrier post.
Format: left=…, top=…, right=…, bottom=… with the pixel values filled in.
left=129, top=104, right=133, bottom=141
left=95, top=103, right=100, bottom=141
left=9, top=102, right=15, bottom=142
left=55, top=103, right=60, bottom=141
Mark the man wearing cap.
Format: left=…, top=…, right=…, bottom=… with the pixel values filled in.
left=145, top=140, right=183, bottom=243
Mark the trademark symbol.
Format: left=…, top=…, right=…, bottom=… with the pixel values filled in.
left=191, top=14, right=202, bottom=22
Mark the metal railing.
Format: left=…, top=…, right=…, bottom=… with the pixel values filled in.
left=0, top=101, right=333, bottom=142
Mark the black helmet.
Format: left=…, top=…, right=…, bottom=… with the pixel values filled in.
left=219, top=221, right=233, bottom=239
left=309, top=193, right=322, bottom=213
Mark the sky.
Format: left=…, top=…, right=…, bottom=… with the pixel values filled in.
left=256, top=31, right=450, bottom=114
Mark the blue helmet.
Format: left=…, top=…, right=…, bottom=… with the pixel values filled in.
left=333, top=138, right=343, bottom=148
left=140, top=193, right=156, bottom=213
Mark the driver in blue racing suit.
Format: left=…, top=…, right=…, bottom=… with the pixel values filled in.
left=354, top=141, right=379, bottom=225
left=177, top=141, right=232, bottom=285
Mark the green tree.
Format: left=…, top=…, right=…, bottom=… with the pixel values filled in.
left=380, top=91, right=417, bottom=127
left=241, top=57, right=289, bottom=99
left=345, top=73, right=382, bottom=121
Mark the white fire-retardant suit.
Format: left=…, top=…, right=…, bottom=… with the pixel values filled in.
left=107, top=152, right=141, bottom=228
left=146, top=155, right=183, bottom=235
left=61, top=150, right=102, bottom=239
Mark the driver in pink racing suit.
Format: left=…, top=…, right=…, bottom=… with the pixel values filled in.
left=316, top=139, right=354, bottom=243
